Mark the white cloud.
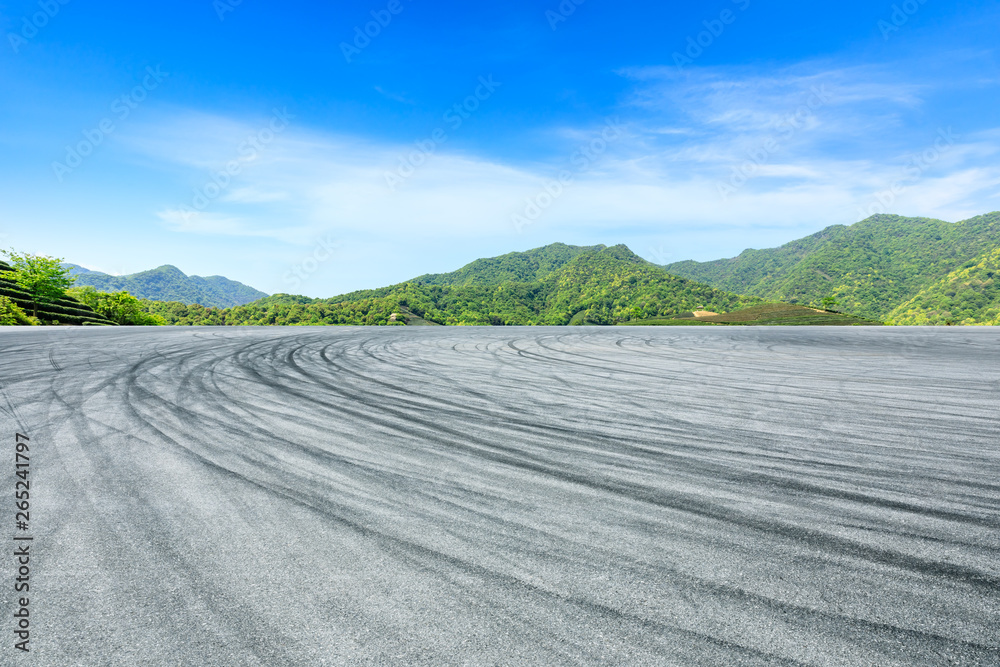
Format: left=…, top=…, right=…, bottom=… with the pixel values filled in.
left=221, top=187, right=289, bottom=204
left=121, top=67, right=1000, bottom=257
left=156, top=209, right=311, bottom=242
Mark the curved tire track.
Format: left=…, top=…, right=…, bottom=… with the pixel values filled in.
left=1, top=326, right=998, bottom=665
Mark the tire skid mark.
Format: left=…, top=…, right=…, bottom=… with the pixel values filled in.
left=41, top=356, right=287, bottom=664
left=119, top=356, right=805, bottom=663
left=5, top=327, right=998, bottom=664
left=121, top=332, right=1000, bottom=594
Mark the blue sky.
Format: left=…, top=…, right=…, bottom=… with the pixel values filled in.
left=1, top=0, right=998, bottom=297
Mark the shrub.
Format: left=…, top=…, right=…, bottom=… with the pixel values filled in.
left=0, top=296, right=34, bottom=325
left=67, top=287, right=163, bottom=326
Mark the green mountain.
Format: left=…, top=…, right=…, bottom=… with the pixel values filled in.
left=413, top=243, right=605, bottom=286
left=66, top=264, right=268, bottom=308
left=0, top=260, right=114, bottom=325
left=142, top=245, right=762, bottom=326
left=664, top=212, right=1000, bottom=321
left=887, top=246, right=1000, bottom=325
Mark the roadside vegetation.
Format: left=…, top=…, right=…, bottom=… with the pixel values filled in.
left=0, top=250, right=160, bottom=326
left=2, top=250, right=76, bottom=318
left=0, top=296, right=35, bottom=325
left=68, top=286, right=165, bottom=326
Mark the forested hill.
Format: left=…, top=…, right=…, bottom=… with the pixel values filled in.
left=664, top=212, right=1000, bottom=322
left=887, top=246, right=1000, bottom=325
left=66, top=264, right=268, bottom=308
left=412, top=243, right=605, bottom=286
left=142, top=245, right=760, bottom=326
left=13, top=213, right=999, bottom=327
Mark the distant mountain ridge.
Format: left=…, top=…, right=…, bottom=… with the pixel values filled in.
left=412, top=243, right=606, bottom=286
left=107, top=212, right=1000, bottom=326
left=66, top=264, right=268, bottom=308
left=664, top=212, right=1000, bottom=322
left=142, top=244, right=762, bottom=326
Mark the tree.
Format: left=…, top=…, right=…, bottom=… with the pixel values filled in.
left=1, top=250, right=75, bottom=318
left=820, top=295, right=838, bottom=311
left=67, top=286, right=164, bottom=326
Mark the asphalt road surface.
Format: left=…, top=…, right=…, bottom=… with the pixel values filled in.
left=1, top=327, right=998, bottom=665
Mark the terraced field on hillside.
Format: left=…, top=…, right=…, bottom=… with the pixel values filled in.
left=0, top=260, right=113, bottom=325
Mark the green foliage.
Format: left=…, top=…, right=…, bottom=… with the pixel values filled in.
left=252, top=294, right=318, bottom=306
left=0, top=296, right=34, bottom=326
left=887, top=246, right=1000, bottom=325
left=413, top=243, right=606, bottom=286
left=665, top=212, right=1000, bottom=322
left=2, top=249, right=76, bottom=317
left=141, top=245, right=762, bottom=327
left=68, top=287, right=164, bottom=326
left=0, top=260, right=116, bottom=325
left=142, top=297, right=401, bottom=326
left=539, top=245, right=756, bottom=324
left=66, top=264, right=267, bottom=307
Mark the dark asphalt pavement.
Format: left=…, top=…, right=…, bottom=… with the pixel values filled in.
left=1, top=327, right=998, bottom=665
